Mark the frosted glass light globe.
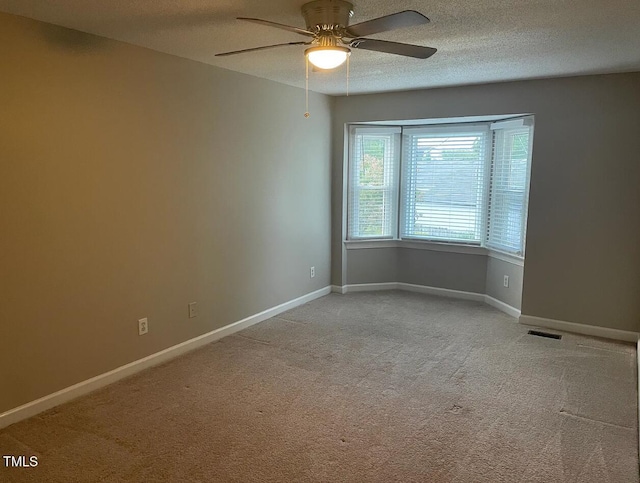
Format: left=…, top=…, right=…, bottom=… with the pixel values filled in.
left=305, top=47, right=350, bottom=70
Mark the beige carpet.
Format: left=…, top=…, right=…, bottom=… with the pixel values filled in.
left=1, top=291, right=638, bottom=482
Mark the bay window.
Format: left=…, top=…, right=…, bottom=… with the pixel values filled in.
left=346, top=116, right=534, bottom=257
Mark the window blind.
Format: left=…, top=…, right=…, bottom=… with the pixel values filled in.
left=487, top=121, right=533, bottom=255
left=347, top=126, right=401, bottom=239
left=401, top=126, right=489, bottom=243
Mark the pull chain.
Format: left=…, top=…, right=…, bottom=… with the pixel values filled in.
left=304, top=56, right=310, bottom=118
left=346, top=54, right=350, bottom=97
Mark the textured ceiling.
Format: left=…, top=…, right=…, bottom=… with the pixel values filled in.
left=1, top=0, right=639, bottom=95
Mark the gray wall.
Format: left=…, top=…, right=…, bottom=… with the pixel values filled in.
left=346, top=247, right=522, bottom=309
left=333, top=73, right=640, bottom=332
left=347, top=247, right=488, bottom=295
left=346, top=248, right=398, bottom=284
left=398, top=249, right=487, bottom=294
left=486, top=258, right=523, bottom=309
left=0, top=13, right=332, bottom=414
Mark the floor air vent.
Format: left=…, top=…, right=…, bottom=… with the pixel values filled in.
left=528, top=330, right=562, bottom=340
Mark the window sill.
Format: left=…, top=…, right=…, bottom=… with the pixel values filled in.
left=487, top=250, right=525, bottom=266
left=344, top=239, right=488, bottom=255
left=344, top=240, right=525, bottom=264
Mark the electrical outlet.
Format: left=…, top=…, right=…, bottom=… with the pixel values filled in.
left=310, top=266, right=315, bottom=278
left=138, top=318, right=148, bottom=336
left=503, top=275, right=509, bottom=288
left=188, top=302, right=198, bottom=318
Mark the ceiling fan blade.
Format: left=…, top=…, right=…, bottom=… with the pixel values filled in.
left=345, top=10, right=430, bottom=38
left=237, top=17, right=315, bottom=37
left=216, top=42, right=310, bottom=57
left=350, top=38, right=437, bottom=59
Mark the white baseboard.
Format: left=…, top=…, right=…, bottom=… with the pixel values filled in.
left=398, top=282, right=486, bottom=302
left=0, top=286, right=331, bottom=430
left=484, top=295, right=521, bottom=318
left=519, top=314, right=639, bottom=342
left=341, top=282, right=484, bottom=302
left=336, top=282, right=517, bottom=318
left=343, top=282, right=399, bottom=293
left=330, top=284, right=346, bottom=294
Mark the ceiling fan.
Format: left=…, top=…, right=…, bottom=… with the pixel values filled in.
left=216, top=0, right=437, bottom=70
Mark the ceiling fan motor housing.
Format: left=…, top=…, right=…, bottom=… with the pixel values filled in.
left=302, top=0, right=354, bottom=31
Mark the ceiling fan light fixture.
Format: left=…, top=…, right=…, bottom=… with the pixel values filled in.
left=305, top=46, right=351, bottom=70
